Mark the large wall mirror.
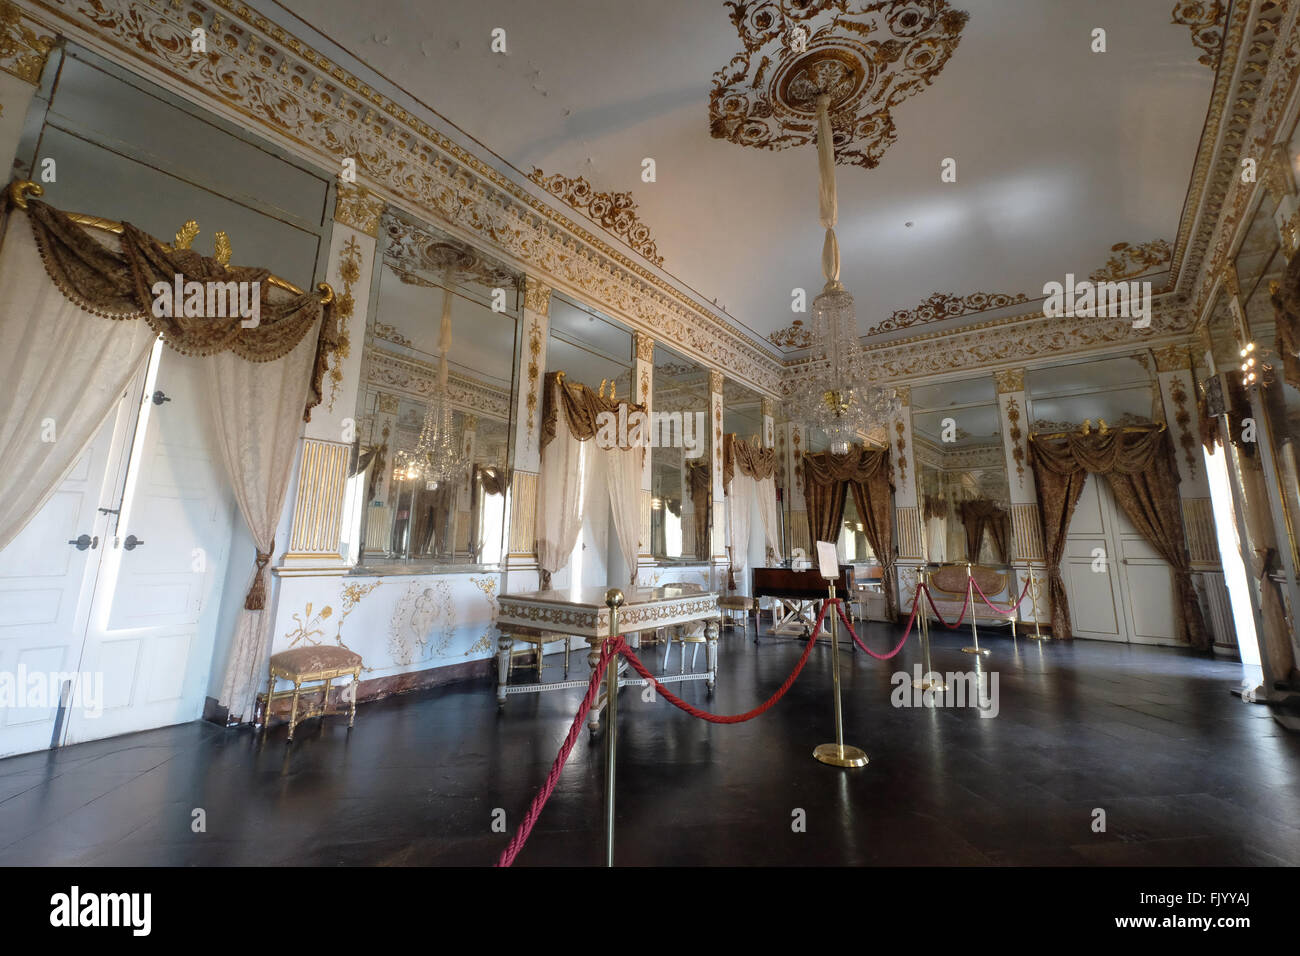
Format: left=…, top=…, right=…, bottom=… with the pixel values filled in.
left=348, top=209, right=520, bottom=568
left=912, top=376, right=1009, bottom=565
left=651, top=345, right=709, bottom=562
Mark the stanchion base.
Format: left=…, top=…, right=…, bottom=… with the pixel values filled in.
left=1026, top=633, right=1049, bottom=641
left=961, top=646, right=991, bottom=656
left=813, top=743, right=869, bottom=768
left=912, top=679, right=948, bottom=692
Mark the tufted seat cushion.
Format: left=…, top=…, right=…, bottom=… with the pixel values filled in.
left=719, top=595, right=753, bottom=610
left=270, top=645, right=362, bottom=678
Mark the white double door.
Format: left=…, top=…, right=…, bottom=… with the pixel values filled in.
left=1060, top=474, right=1178, bottom=645
left=0, top=343, right=235, bottom=756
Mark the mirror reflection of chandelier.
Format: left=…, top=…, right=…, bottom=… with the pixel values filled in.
left=393, top=274, right=469, bottom=490
left=788, top=92, right=900, bottom=455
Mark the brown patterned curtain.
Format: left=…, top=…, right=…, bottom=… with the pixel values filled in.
left=475, top=464, right=509, bottom=498
left=723, top=433, right=778, bottom=488
left=958, top=499, right=1008, bottom=563
left=959, top=501, right=985, bottom=561
left=989, top=509, right=1010, bottom=564
left=1029, top=428, right=1207, bottom=648
left=687, top=460, right=711, bottom=560
left=803, top=445, right=896, bottom=618
left=539, top=370, right=647, bottom=450
left=25, top=198, right=334, bottom=421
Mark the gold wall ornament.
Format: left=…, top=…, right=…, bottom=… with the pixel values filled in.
left=894, top=419, right=908, bottom=483
left=334, top=181, right=385, bottom=237
left=325, top=235, right=363, bottom=412
left=1089, top=239, right=1173, bottom=281
left=1005, top=395, right=1025, bottom=487
left=1169, top=375, right=1198, bottom=476
left=1171, top=0, right=1227, bottom=70
left=709, top=0, right=969, bottom=169
left=1153, top=344, right=1193, bottom=372
left=0, top=1, right=53, bottom=84
left=173, top=219, right=199, bottom=251
left=528, top=168, right=664, bottom=266
left=881, top=291, right=1030, bottom=334
left=525, top=315, right=544, bottom=447
left=994, top=368, right=1025, bottom=394
left=769, top=318, right=814, bottom=350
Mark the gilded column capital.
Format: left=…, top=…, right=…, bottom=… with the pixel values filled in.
left=524, top=276, right=552, bottom=316
left=1262, top=143, right=1295, bottom=203
left=333, top=183, right=385, bottom=237
left=635, top=331, right=654, bottom=362
left=0, top=2, right=54, bottom=85
left=1221, top=263, right=1240, bottom=298
left=463, top=414, right=479, bottom=432
left=760, top=397, right=774, bottom=418
left=994, top=368, right=1025, bottom=394
left=708, top=369, right=724, bottom=395
left=894, top=384, right=911, bottom=408
left=1153, top=345, right=1192, bottom=372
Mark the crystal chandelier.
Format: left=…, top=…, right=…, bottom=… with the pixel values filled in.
left=788, top=93, right=900, bottom=455
left=393, top=274, right=469, bottom=490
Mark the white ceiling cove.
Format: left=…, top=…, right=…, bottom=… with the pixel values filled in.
left=275, top=0, right=1216, bottom=354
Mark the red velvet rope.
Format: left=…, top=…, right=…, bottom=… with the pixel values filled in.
left=616, top=599, right=832, bottom=724
left=496, top=638, right=619, bottom=868
left=923, top=583, right=971, bottom=629
left=835, top=587, right=918, bottom=660
left=969, top=575, right=1033, bottom=616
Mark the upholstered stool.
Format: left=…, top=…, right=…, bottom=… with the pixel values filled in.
left=506, top=626, right=571, bottom=679
left=718, top=594, right=754, bottom=635
left=262, top=645, right=363, bottom=742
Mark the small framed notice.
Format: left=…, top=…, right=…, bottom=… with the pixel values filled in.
left=815, top=540, right=839, bottom=581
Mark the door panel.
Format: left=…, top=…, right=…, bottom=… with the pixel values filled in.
left=64, top=349, right=235, bottom=744
left=1061, top=476, right=1126, bottom=642
left=0, top=393, right=136, bottom=756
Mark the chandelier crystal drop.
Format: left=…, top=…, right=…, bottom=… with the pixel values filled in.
left=393, top=275, right=469, bottom=490
left=788, top=93, right=900, bottom=455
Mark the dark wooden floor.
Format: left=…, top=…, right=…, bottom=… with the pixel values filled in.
left=1, top=619, right=1298, bottom=866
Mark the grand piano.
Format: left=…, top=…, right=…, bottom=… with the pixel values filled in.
left=752, top=566, right=854, bottom=637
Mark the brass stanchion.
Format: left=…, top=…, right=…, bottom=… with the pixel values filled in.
left=961, top=561, right=990, bottom=656
left=813, top=582, right=869, bottom=768
left=603, top=587, right=623, bottom=867
left=913, top=568, right=947, bottom=693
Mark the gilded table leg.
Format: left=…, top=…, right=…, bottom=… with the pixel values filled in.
left=705, top=618, right=720, bottom=691
left=496, top=633, right=512, bottom=712
left=322, top=676, right=332, bottom=719
left=349, top=668, right=360, bottom=727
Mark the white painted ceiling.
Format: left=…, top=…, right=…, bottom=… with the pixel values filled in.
left=278, top=0, right=1215, bottom=352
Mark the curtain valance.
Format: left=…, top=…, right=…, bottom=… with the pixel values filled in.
left=923, top=494, right=948, bottom=521
left=23, top=197, right=336, bottom=421
left=723, top=433, right=778, bottom=488
left=475, top=464, right=509, bottom=497
left=1027, top=426, right=1171, bottom=476
left=802, top=445, right=892, bottom=487
left=539, top=370, right=647, bottom=451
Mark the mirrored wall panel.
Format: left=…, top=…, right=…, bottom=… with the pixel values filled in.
left=349, top=209, right=520, bottom=567
left=652, top=346, right=710, bottom=562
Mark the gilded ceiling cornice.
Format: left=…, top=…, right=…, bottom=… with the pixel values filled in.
left=10, top=0, right=784, bottom=396
left=1172, top=0, right=1229, bottom=69
left=1089, top=239, right=1173, bottom=281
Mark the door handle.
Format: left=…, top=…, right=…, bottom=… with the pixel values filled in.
left=67, top=534, right=99, bottom=551
left=123, top=534, right=144, bottom=551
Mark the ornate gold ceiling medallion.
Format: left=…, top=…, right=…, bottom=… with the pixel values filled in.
left=383, top=214, right=518, bottom=290
left=1089, top=239, right=1173, bottom=281
left=710, top=0, right=970, bottom=169
left=528, top=169, right=664, bottom=266
left=1172, top=0, right=1227, bottom=70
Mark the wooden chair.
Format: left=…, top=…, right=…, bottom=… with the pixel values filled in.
left=262, top=645, right=363, bottom=742
left=718, top=593, right=754, bottom=635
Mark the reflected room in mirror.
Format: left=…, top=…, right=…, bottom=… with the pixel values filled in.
left=651, top=345, right=710, bottom=562
left=912, top=376, right=1010, bottom=565
left=344, top=209, right=519, bottom=569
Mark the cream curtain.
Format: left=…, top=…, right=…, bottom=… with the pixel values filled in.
left=756, top=474, right=781, bottom=562
left=725, top=471, right=753, bottom=590
left=536, top=382, right=586, bottom=584
left=0, top=214, right=157, bottom=552
left=605, top=444, right=642, bottom=586
left=926, top=515, right=948, bottom=563
left=211, top=322, right=321, bottom=722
